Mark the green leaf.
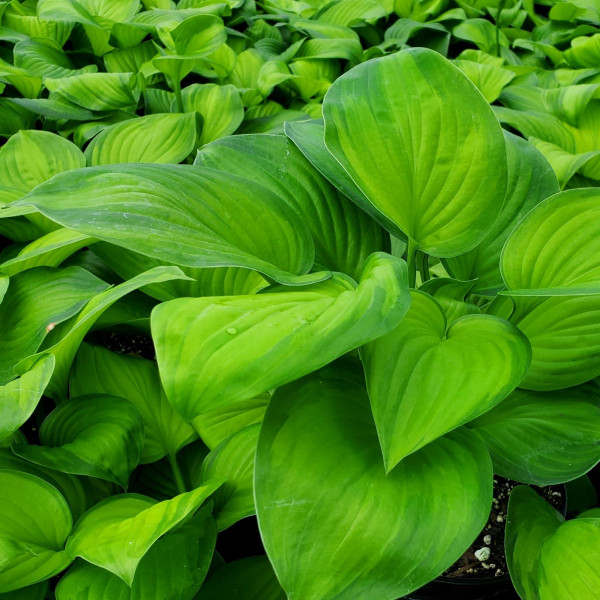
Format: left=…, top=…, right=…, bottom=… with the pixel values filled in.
left=505, top=486, right=563, bottom=600
left=0, top=267, right=108, bottom=385
left=14, top=164, right=320, bottom=285
left=445, top=132, right=559, bottom=295
left=181, top=84, right=243, bottom=146
left=164, top=14, right=226, bottom=57
left=152, top=253, right=410, bottom=426
left=363, top=290, right=531, bottom=471
left=453, top=59, right=515, bottom=103
left=0, top=276, right=7, bottom=304
left=66, top=481, right=222, bottom=585
left=0, top=354, right=54, bottom=442
left=28, top=266, right=187, bottom=401
left=195, top=134, right=389, bottom=279
left=57, top=508, right=216, bottom=600
left=200, top=424, right=259, bottom=530
left=85, top=113, right=197, bottom=165
left=196, top=556, right=286, bottom=600
left=71, top=343, right=196, bottom=463
left=322, top=48, right=507, bottom=257
left=502, top=188, right=600, bottom=295
left=255, top=366, right=493, bottom=600
left=0, top=470, right=72, bottom=593
left=468, top=387, right=600, bottom=485
left=0, top=229, right=93, bottom=277
left=565, top=475, right=597, bottom=513
left=508, top=295, right=600, bottom=390
left=13, top=394, right=144, bottom=488
left=45, top=73, right=141, bottom=111
left=0, top=583, right=48, bottom=600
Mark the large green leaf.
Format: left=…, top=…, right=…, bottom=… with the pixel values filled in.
left=13, top=395, right=144, bottom=488
left=0, top=583, right=47, bottom=600
left=200, top=424, right=259, bottom=530
left=0, top=354, right=54, bottom=442
left=322, top=47, right=508, bottom=257
left=0, top=470, right=72, bottom=593
left=66, top=481, right=222, bottom=585
left=152, top=253, right=410, bottom=426
left=255, top=366, right=493, bottom=600
left=28, top=266, right=186, bottom=400
left=13, top=164, right=321, bottom=285
left=468, top=387, right=600, bottom=484
left=71, top=343, right=196, bottom=463
left=57, top=509, right=216, bottom=600
left=85, top=113, right=197, bottom=165
left=195, top=134, right=389, bottom=279
left=502, top=188, right=600, bottom=295
left=363, top=290, right=530, bottom=471
left=196, top=556, right=286, bottom=600
left=445, top=133, right=559, bottom=294
left=508, top=295, right=600, bottom=390
left=0, top=267, right=108, bottom=385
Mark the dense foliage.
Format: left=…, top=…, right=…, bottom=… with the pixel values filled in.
left=0, top=1, right=600, bottom=599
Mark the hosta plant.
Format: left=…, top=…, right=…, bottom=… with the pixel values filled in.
left=0, top=30, right=599, bottom=600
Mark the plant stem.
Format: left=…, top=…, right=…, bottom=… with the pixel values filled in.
left=406, top=238, right=418, bottom=288
left=417, top=250, right=430, bottom=284
left=169, top=452, right=187, bottom=495
left=173, top=78, right=184, bottom=114
left=496, top=0, right=507, bottom=57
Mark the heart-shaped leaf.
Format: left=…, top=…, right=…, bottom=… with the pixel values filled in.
left=66, top=481, right=222, bottom=585
left=12, top=164, right=320, bottom=285
left=195, top=133, right=388, bottom=279
left=502, top=188, right=600, bottom=295
left=363, top=290, right=531, bottom=471
left=0, top=354, right=54, bottom=442
left=255, top=365, right=493, bottom=600
left=0, top=470, right=72, bottom=593
left=152, top=253, right=410, bottom=425
left=445, top=132, right=559, bottom=294
left=13, top=395, right=144, bottom=488
left=468, top=387, right=600, bottom=485
left=85, top=113, right=197, bottom=165
left=323, top=47, right=507, bottom=257
left=71, top=343, right=196, bottom=463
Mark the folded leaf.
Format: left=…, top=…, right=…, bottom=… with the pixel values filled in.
left=255, top=365, right=493, bottom=600
left=152, top=253, right=410, bottom=425
left=363, top=290, right=531, bottom=470
left=323, top=47, right=507, bottom=257
left=13, top=395, right=144, bottom=488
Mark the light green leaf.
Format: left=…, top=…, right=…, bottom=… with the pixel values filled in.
left=57, top=509, right=216, bottom=600
left=85, top=113, right=197, bottom=165
left=200, top=424, right=259, bottom=530
left=45, top=73, right=141, bottom=111
left=0, top=276, right=7, bottom=304
left=453, top=59, right=515, bottom=103
left=505, top=486, right=563, bottom=600
left=0, top=470, right=72, bottom=593
left=164, top=14, right=226, bottom=57
left=0, top=229, right=93, bottom=277
left=363, top=290, right=531, bottom=471
left=502, top=189, right=600, bottom=295
left=0, top=267, right=108, bottom=385
left=196, top=556, right=286, bottom=600
left=28, top=266, right=187, bottom=401
left=38, top=0, right=140, bottom=24
left=13, top=395, right=144, bottom=488
left=152, top=253, right=410, bottom=425
left=14, top=164, right=320, bottom=285
left=71, top=343, right=196, bottom=463
left=323, top=48, right=507, bottom=257
left=193, top=396, right=269, bottom=450
left=195, top=134, right=389, bottom=279
left=508, top=295, right=600, bottom=390
left=255, top=366, right=493, bottom=600
left=66, top=481, right=222, bottom=585
left=469, top=387, right=600, bottom=485
left=445, top=132, right=559, bottom=294
left=181, top=84, right=243, bottom=146
left=419, top=277, right=480, bottom=324
left=0, top=354, right=54, bottom=442
left=317, top=0, right=388, bottom=26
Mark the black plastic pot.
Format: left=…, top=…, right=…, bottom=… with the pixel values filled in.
left=403, top=574, right=517, bottom=600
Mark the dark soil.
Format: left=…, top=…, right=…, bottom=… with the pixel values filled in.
left=443, top=476, right=565, bottom=580
left=93, top=330, right=156, bottom=360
